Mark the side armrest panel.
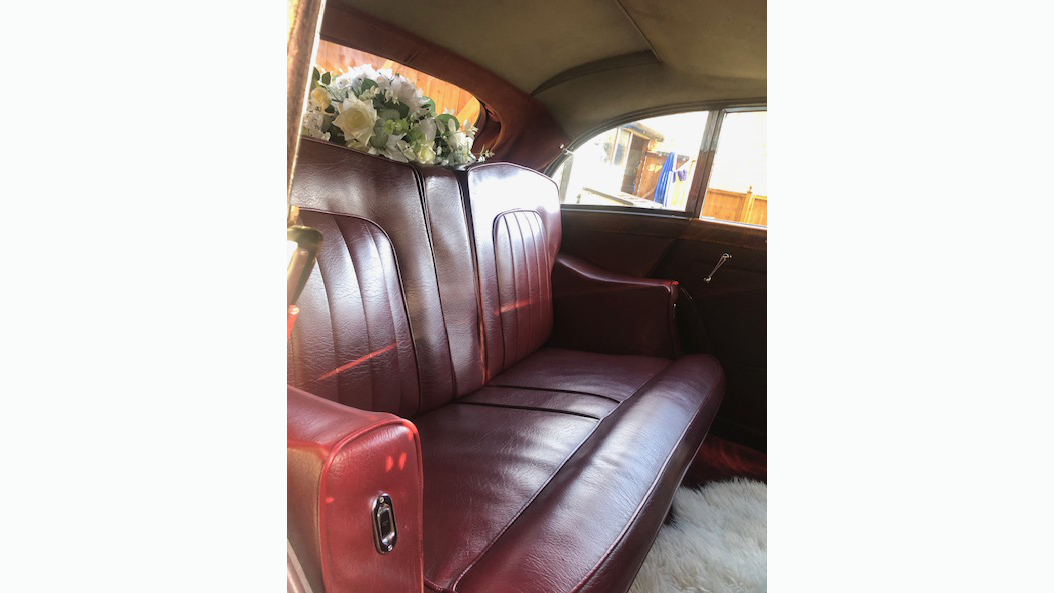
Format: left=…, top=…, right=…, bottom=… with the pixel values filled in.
left=287, top=386, right=424, bottom=593
left=549, top=253, right=680, bottom=358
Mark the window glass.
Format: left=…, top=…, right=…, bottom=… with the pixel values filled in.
left=552, top=112, right=711, bottom=212
left=313, top=39, right=481, bottom=126
left=701, top=111, right=767, bottom=226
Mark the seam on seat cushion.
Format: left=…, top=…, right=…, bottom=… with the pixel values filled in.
left=486, top=383, right=622, bottom=404
left=447, top=417, right=601, bottom=590
left=565, top=369, right=723, bottom=593
left=455, top=400, right=603, bottom=421
left=454, top=357, right=720, bottom=593
left=450, top=358, right=677, bottom=591
left=489, top=348, right=669, bottom=403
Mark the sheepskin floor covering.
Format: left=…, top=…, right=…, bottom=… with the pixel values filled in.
left=629, top=479, right=767, bottom=593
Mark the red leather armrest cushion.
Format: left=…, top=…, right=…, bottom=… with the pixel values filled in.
left=549, top=253, right=680, bottom=358
left=287, top=386, right=423, bottom=593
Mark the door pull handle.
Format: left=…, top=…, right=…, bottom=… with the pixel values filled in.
left=703, top=253, right=732, bottom=284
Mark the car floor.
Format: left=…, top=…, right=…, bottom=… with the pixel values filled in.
left=629, top=436, right=767, bottom=593
left=683, top=434, right=767, bottom=488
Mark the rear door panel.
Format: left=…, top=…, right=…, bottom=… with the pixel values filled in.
left=559, top=210, right=767, bottom=450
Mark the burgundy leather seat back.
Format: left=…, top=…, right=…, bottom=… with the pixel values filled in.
left=288, top=139, right=484, bottom=415
left=459, top=163, right=562, bottom=380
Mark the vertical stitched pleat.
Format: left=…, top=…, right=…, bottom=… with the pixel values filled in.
left=521, top=211, right=544, bottom=353
left=370, top=224, right=420, bottom=417
left=500, top=215, right=519, bottom=367
left=508, top=213, right=529, bottom=365
left=491, top=210, right=552, bottom=371
left=291, top=210, right=419, bottom=416
left=528, top=212, right=553, bottom=342
left=359, top=221, right=404, bottom=413
left=332, top=217, right=377, bottom=411
left=512, top=212, right=535, bottom=360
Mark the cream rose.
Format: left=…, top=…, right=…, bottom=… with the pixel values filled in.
left=333, top=96, right=378, bottom=146
left=309, top=87, right=330, bottom=110
left=415, top=144, right=437, bottom=165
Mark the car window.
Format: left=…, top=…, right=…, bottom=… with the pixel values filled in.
left=701, top=111, right=767, bottom=226
left=551, top=112, right=711, bottom=213
left=313, top=39, right=481, bottom=126
left=552, top=108, right=767, bottom=228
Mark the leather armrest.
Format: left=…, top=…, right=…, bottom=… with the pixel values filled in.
left=287, top=386, right=424, bottom=593
left=549, top=253, right=680, bottom=358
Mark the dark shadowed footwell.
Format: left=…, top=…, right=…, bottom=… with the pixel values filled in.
left=683, top=434, right=767, bottom=487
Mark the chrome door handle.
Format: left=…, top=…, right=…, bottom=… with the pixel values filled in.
left=703, top=253, right=732, bottom=283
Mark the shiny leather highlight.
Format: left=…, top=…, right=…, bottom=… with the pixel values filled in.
left=288, top=140, right=727, bottom=593
left=290, top=139, right=483, bottom=413
left=459, top=162, right=562, bottom=379
left=414, top=404, right=599, bottom=589
left=288, top=213, right=419, bottom=415
left=287, top=386, right=424, bottom=593
left=455, top=355, right=724, bottom=593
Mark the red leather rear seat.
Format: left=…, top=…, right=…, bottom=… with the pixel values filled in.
left=288, top=138, right=725, bottom=593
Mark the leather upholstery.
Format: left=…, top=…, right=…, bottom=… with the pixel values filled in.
left=287, top=386, right=424, bottom=593
left=290, top=138, right=483, bottom=413
left=414, top=404, right=599, bottom=589
left=288, top=213, right=419, bottom=415
left=458, top=163, right=562, bottom=379
left=489, top=347, right=671, bottom=402
left=287, top=141, right=726, bottom=593
left=453, top=355, right=725, bottom=593
left=550, top=253, right=680, bottom=359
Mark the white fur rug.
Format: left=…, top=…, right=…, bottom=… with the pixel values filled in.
left=629, top=479, right=767, bottom=593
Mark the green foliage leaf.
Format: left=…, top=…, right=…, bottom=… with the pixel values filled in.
left=394, top=101, right=410, bottom=119
left=369, top=120, right=389, bottom=148
left=435, top=114, right=457, bottom=135
left=359, top=78, right=377, bottom=93
left=312, top=67, right=320, bottom=82
left=390, top=118, right=409, bottom=136
left=321, top=71, right=331, bottom=85
left=421, top=98, right=436, bottom=118
left=376, top=108, right=401, bottom=122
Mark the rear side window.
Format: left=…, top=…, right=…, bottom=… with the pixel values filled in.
left=551, top=112, right=710, bottom=213
left=551, top=108, right=767, bottom=227
left=703, top=111, right=767, bottom=226
left=313, top=39, right=481, bottom=126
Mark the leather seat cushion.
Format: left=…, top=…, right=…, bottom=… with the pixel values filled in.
left=486, top=347, right=674, bottom=403
left=414, top=351, right=724, bottom=593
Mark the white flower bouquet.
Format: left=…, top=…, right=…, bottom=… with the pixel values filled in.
left=301, top=65, right=491, bottom=167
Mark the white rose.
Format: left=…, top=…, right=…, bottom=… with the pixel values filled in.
left=333, top=95, right=378, bottom=146
left=332, top=65, right=376, bottom=93
left=415, top=144, right=437, bottom=165
left=450, top=131, right=469, bottom=151
left=388, top=77, right=410, bottom=100
left=417, top=118, right=437, bottom=145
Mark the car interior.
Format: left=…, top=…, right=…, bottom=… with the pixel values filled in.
left=286, top=1, right=767, bottom=592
